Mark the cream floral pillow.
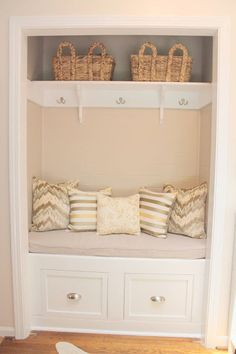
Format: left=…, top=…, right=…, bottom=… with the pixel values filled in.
left=97, top=194, right=140, bottom=235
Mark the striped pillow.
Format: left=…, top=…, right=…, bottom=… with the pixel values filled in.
left=31, top=177, right=80, bottom=231
left=68, top=188, right=111, bottom=231
left=163, top=183, right=207, bottom=238
left=139, top=188, right=176, bottom=238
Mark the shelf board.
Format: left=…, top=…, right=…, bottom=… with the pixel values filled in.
left=27, top=80, right=212, bottom=110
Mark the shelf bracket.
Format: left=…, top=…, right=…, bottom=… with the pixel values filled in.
left=160, top=86, right=165, bottom=125
left=76, top=84, right=83, bottom=123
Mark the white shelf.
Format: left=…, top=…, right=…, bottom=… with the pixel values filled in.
left=27, top=80, right=212, bottom=123
left=28, top=80, right=212, bottom=108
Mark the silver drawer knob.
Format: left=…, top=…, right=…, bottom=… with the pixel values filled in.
left=67, top=293, right=81, bottom=301
left=150, top=296, right=166, bottom=303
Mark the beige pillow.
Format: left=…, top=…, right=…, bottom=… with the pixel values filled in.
left=163, top=182, right=207, bottom=238
left=68, top=187, right=111, bottom=231
left=97, top=194, right=140, bottom=235
left=31, top=177, right=80, bottom=231
left=139, top=188, right=176, bottom=238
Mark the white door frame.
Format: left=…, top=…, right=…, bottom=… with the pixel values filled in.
left=9, top=16, right=231, bottom=347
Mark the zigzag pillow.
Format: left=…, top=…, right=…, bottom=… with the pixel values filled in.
left=163, top=183, right=207, bottom=238
left=31, top=177, right=80, bottom=231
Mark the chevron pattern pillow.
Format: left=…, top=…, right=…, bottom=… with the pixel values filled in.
left=163, top=183, right=207, bottom=238
left=31, top=177, right=80, bottom=231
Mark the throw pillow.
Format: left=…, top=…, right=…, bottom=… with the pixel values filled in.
left=163, top=182, right=208, bottom=238
left=139, top=188, right=176, bottom=238
left=68, top=188, right=111, bottom=232
left=97, top=194, right=140, bottom=235
left=31, top=177, right=80, bottom=231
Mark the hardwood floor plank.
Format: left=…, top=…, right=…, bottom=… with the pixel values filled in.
left=0, top=332, right=227, bottom=354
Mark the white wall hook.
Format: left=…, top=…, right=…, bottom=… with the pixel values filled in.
left=178, top=98, right=189, bottom=106
left=56, top=97, right=66, bottom=104
left=116, top=97, right=126, bottom=105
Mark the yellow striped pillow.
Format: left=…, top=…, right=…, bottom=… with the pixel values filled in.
left=68, top=188, right=111, bottom=232
left=139, top=188, right=176, bottom=238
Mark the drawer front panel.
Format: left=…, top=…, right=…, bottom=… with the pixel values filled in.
left=125, top=274, right=193, bottom=322
left=42, top=270, right=108, bottom=319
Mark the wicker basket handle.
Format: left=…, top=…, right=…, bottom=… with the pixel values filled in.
left=166, top=43, right=189, bottom=82
left=56, top=41, right=76, bottom=61
left=56, top=41, right=76, bottom=80
left=88, top=42, right=107, bottom=57
left=138, top=42, right=157, bottom=80
left=87, top=42, right=107, bottom=80
left=139, top=42, right=157, bottom=57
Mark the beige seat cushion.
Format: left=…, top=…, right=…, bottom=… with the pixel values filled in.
left=29, top=230, right=206, bottom=259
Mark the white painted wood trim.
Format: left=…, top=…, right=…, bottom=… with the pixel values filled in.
left=31, top=326, right=202, bottom=338
left=9, top=17, right=31, bottom=340
left=9, top=16, right=231, bottom=347
left=27, top=80, right=212, bottom=110
left=229, top=339, right=236, bottom=354
left=0, top=327, right=15, bottom=337
left=203, top=21, right=231, bottom=348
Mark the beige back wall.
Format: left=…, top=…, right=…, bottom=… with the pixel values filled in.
left=40, top=107, right=201, bottom=195
left=1, top=0, right=236, bottom=342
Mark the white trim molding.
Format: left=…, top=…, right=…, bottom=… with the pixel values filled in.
left=31, top=326, right=202, bottom=339
left=0, top=327, right=15, bottom=337
left=9, top=15, right=231, bottom=348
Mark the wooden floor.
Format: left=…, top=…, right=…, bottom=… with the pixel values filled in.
left=0, top=332, right=228, bottom=354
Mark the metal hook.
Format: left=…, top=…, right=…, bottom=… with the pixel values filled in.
left=178, top=98, right=189, bottom=106
left=56, top=96, right=66, bottom=104
left=116, top=97, right=126, bottom=105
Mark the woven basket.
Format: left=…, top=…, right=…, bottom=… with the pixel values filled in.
left=131, top=42, right=192, bottom=82
left=52, top=41, right=76, bottom=81
left=53, top=41, right=115, bottom=81
left=75, top=42, right=115, bottom=81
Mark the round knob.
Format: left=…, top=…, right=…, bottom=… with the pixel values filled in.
left=67, top=293, right=81, bottom=301
left=150, top=296, right=165, bottom=303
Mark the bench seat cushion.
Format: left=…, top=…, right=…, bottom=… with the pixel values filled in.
left=29, top=230, right=206, bottom=259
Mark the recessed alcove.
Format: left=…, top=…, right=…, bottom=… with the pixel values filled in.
left=28, top=35, right=213, bottom=82
left=9, top=16, right=231, bottom=348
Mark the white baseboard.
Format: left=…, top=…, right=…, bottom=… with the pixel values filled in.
left=31, top=326, right=201, bottom=339
left=0, top=326, right=15, bottom=337
left=216, top=336, right=228, bottom=349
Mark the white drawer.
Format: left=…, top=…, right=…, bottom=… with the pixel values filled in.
left=41, top=270, right=108, bottom=319
left=124, top=273, right=193, bottom=322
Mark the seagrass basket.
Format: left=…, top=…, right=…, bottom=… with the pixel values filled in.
left=53, top=41, right=115, bottom=81
left=75, top=42, right=115, bottom=81
left=52, top=41, right=76, bottom=80
left=131, top=42, right=192, bottom=82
